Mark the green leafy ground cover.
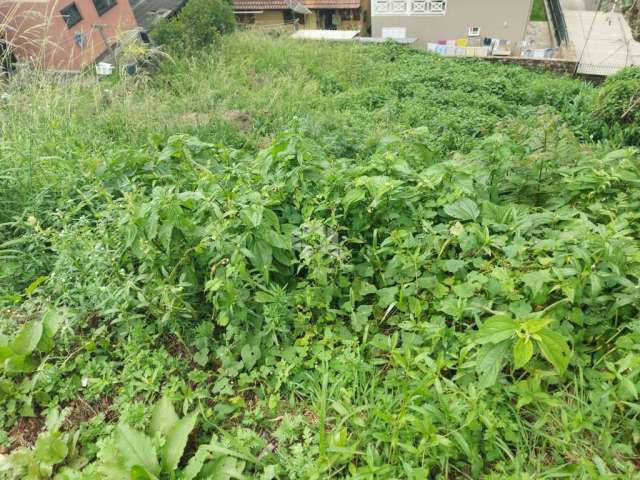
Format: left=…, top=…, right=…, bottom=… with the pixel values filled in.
left=0, top=33, right=639, bottom=478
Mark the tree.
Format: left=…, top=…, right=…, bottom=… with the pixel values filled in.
left=151, top=0, right=235, bottom=54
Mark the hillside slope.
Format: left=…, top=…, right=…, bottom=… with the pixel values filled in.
left=0, top=33, right=639, bottom=478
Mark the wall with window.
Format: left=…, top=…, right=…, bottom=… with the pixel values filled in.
left=0, top=0, right=138, bottom=71
left=371, top=0, right=532, bottom=45
left=260, top=10, right=287, bottom=25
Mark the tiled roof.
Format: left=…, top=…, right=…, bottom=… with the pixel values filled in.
left=234, top=0, right=287, bottom=9
left=234, top=0, right=359, bottom=10
left=304, top=0, right=360, bottom=7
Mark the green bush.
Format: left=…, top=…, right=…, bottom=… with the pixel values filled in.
left=594, top=66, right=640, bottom=143
left=151, top=0, right=235, bottom=54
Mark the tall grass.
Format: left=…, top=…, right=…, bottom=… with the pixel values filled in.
left=0, top=32, right=594, bottom=291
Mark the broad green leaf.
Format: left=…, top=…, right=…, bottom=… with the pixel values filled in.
left=0, top=379, right=13, bottom=394
left=25, top=276, right=47, bottom=296
left=590, top=273, right=602, bottom=296
left=130, top=465, right=155, bottom=480
left=342, top=188, right=366, bottom=210
left=513, top=338, right=533, bottom=369
left=476, top=315, right=518, bottom=344
left=240, top=205, right=263, bottom=228
left=200, top=443, right=259, bottom=464
left=452, top=282, right=477, bottom=298
left=96, top=438, right=130, bottom=479
left=37, top=335, right=55, bottom=354
left=200, top=456, right=245, bottom=480
left=5, top=450, right=32, bottom=469
left=4, top=355, right=38, bottom=374
left=150, top=396, right=179, bottom=436
left=351, top=304, right=373, bottom=332
left=193, top=348, right=209, bottom=367
left=241, top=344, right=261, bottom=371
left=260, top=228, right=289, bottom=250
left=162, top=412, right=198, bottom=472
left=35, top=433, right=68, bottom=465
left=377, top=286, right=398, bottom=307
left=451, top=431, right=472, bottom=459
left=182, top=443, right=214, bottom=480
left=523, top=317, right=552, bottom=334
left=620, top=377, right=638, bottom=400
left=0, top=345, right=13, bottom=363
left=441, top=259, right=466, bottom=273
left=42, top=307, right=61, bottom=338
left=11, top=321, right=43, bottom=355
left=251, top=238, right=272, bottom=272
left=145, top=210, right=159, bottom=241
left=520, top=270, right=552, bottom=297
left=44, top=407, right=66, bottom=432
left=114, top=425, right=160, bottom=476
left=536, top=328, right=571, bottom=374
left=475, top=340, right=510, bottom=388
left=159, top=223, right=173, bottom=251
left=443, top=198, right=479, bottom=221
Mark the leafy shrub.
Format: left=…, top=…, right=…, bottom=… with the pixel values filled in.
left=34, top=115, right=640, bottom=476
left=150, top=0, right=235, bottom=54
left=594, top=66, right=640, bottom=143
left=0, top=409, right=83, bottom=479
left=0, top=307, right=61, bottom=375
left=85, top=396, right=256, bottom=479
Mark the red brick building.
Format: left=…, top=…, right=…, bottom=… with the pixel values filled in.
left=0, top=0, right=138, bottom=71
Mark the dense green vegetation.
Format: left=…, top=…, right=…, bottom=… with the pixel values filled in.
left=150, top=0, right=235, bottom=55
left=1, top=33, right=639, bottom=478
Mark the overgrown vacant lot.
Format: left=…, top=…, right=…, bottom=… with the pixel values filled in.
left=1, top=33, right=639, bottom=479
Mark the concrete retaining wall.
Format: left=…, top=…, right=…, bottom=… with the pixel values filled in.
left=484, top=56, right=577, bottom=75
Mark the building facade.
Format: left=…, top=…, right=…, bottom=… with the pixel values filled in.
left=371, top=0, right=532, bottom=45
left=0, top=0, right=138, bottom=71
left=234, top=0, right=369, bottom=34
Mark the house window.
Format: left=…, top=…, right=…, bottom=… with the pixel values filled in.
left=372, top=0, right=445, bottom=16
left=92, top=0, right=117, bottom=16
left=468, top=26, right=481, bottom=37
left=283, top=10, right=305, bottom=24
left=338, top=9, right=360, bottom=20
left=235, top=12, right=256, bottom=24
left=60, top=3, right=82, bottom=28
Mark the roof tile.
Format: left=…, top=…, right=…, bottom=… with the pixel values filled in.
left=234, top=0, right=359, bottom=11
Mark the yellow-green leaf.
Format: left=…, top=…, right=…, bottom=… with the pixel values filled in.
left=11, top=321, right=43, bottom=356
left=150, top=396, right=179, bottom=436
left=476, top=314, right=518, bottom=345
left=162, top=412, right=198, bottom=472
left=523, top=317, right=552, bottom=334
left=114, top=425, right=160, bottom=476
left=443, top=198, right=479, bottom=221
left=35, top=433, right=68, bottom=465
left=513, top=338, right=533, bottom=369
left=536, top=328, right=571, bottom=374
